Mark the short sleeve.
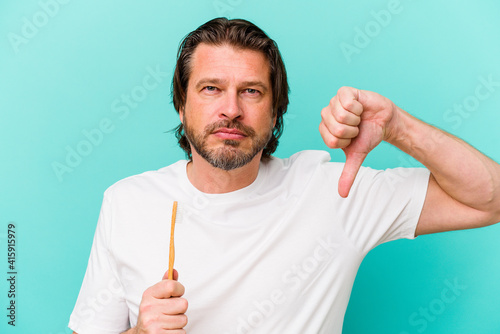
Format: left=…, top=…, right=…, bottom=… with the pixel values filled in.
left=337, top=166, right=430, bottom=254
left=69, top=191, right=130, bottom=334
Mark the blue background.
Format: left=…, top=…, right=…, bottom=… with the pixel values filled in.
left=1, top=0, right=499, bottom=333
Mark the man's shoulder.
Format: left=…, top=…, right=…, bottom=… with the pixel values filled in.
left=268, top=150, right=341, bottom=172
left=103, top=160, right=186, bottom=197
left=270, top=150, right=329, bottom=164
left=260, top=150, right=344, bottom=190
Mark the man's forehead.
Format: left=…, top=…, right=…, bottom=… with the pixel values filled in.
left=189, top=43, right=270, bottom=79
left=192, top=42, right=266, bottom=58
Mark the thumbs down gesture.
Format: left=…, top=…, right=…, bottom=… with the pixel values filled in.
left=319, top=86, right=400, bottom=198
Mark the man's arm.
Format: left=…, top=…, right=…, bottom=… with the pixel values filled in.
left=319, top=86, right=500, bottom=235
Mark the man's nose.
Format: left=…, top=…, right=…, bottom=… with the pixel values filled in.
left=219, top=91, right=242, bottom=120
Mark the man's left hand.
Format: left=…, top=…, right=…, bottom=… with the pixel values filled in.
left=319, top=86, right=400, bottom=198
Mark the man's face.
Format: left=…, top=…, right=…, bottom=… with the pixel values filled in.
left=180, top=43, right=275, bottom=170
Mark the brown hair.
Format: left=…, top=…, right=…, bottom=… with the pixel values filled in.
left=171, top=17, right=290, bottom=160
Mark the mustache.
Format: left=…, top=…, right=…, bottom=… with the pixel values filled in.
left=205, top=120, right=256, bottom=137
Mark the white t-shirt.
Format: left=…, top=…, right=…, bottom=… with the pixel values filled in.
left=69, top=150, right=430, bottom=334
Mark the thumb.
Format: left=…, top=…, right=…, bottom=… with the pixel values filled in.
left=338, top=150, right=366, bottom=198
left=162, top=269, right=179, bottom=281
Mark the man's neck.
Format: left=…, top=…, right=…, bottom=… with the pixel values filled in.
left=186, top=152, right=262, bottom=194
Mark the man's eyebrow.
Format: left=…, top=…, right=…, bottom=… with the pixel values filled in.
left=194, top=78, right=269, bottom=92
left=240, top=81, right=269, bottom=93
left=195, top=78, right=227, bottom=90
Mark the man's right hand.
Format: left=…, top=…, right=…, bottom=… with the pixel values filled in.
left=130, top=269, right=188, bottom=334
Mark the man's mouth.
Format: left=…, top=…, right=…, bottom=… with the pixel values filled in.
left=212, top=127, right=247, bottom=140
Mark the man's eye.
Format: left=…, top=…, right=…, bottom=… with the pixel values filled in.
left=246, top=88, right=259, bottom=94
left=204, top=86, right=217, bottom=92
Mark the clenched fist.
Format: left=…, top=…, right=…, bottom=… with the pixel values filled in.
left=132, top=269, right=188, bottom=334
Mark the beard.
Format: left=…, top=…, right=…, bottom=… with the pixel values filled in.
left=183, top=118, right=273, bottom=171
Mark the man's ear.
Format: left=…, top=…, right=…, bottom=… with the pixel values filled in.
left=179, top=107, right=184, bottom=123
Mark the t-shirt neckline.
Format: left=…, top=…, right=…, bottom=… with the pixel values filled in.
left=178, top=159, right=269, bottom=205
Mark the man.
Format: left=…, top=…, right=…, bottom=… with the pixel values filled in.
left=69, top=18, right=500, bottom=334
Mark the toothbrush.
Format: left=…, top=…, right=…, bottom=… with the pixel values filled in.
left=168, top=201, right=178, bottom=280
